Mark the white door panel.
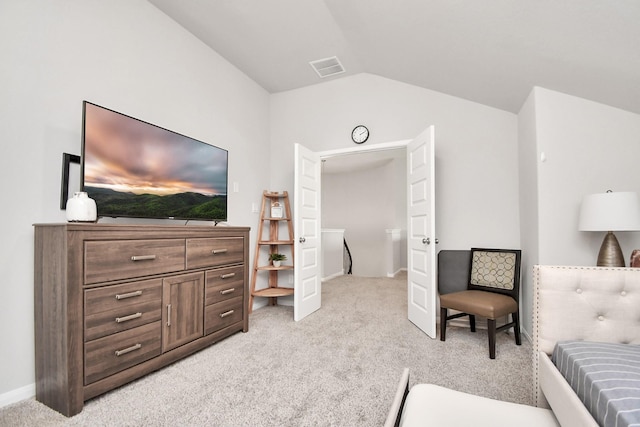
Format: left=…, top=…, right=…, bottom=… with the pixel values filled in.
left=407, top=126, right=436, bottom=338
left=294, top=144, right=321, bottom=321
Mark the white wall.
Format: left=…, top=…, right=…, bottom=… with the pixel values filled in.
left=0, top=0, right=269, bottom=402
left=322, top=156, right=406, bottom=276
left=385, top=229, right=404, bottom=277
left=533, top=87, right=640, bottom=266
left=321, top=229, right=345, bottom=280
left=270, top=74, right=521, bottom=254
left=517, top=86, right=640, bottom=335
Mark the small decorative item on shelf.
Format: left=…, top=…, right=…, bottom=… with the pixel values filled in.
left=269, top=253, right=287, bottom=268
left=270, top=201, right=283, bottom=218
left=631, top=250, right=640, bottom=268
left=66, top=191, right=97, bottom=222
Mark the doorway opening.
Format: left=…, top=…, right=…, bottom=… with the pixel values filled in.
left=294, top=127, right=436, bottom=337
left=320, top=147, right=408, bottom=279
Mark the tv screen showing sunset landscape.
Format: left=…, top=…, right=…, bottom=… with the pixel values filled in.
left=81, top=102, right=228, bottom=221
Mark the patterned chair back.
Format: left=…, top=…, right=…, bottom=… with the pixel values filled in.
left=468, top=248, right=521, bottom=300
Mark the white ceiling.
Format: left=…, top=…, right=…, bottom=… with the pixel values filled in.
left=149, top=0, right=640, bottom=115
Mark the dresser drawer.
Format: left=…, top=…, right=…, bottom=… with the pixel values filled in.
left=84, top=321, right=161, bottom=385
left=186, top=237, right=244, bottom=269
left=204, top=296, right=243, bottom=335
left=85, top=239, right=185, bottom=284
left=84, top=279, right=162, bottom=341
left=205, top=266, right=244, bottom=306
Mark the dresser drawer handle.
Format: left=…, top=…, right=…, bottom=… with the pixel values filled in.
left=115, top=290, right=143, bottom=300
left=115, top=312, right=142, bottom=323
left=220, top=288, right=235, bottom=295
left=220, top=273, right=236, bottom=279
left=115, top=343, right=142, bottom=357
left=130, top=255, right=157, bottom=261
left=212, top=249, right=228, bottom=255
left=219, top=310, right=235, bottom=318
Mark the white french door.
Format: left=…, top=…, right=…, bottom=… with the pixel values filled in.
left=292, top=128, right=436, bottom=332
left=407, top=126, right=436, bottom=338
left=293, top=143, right=322, bottom=321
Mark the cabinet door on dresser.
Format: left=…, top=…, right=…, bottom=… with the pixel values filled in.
left=162, top=271, right=205, bottom=352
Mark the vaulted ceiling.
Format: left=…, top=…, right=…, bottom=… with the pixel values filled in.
left=148, top=0, right=640, bottom=115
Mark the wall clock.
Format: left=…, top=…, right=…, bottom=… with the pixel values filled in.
left=351, top=125, right=369, bottom=144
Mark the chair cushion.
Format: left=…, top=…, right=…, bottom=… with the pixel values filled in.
left=440, top=290, right=517, bottom=319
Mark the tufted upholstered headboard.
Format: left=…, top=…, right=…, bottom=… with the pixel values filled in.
left=532, top=265, right=640, bottom=406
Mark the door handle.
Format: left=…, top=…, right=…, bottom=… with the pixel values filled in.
left=423, top=238, right=430, bottom=245
left=299, top=237, right=306, bottom=243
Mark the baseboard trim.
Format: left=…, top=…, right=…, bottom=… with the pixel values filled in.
left=387, top=268, right=407, bottom=278
left=0, top=383, right=34, bottom=409
left=322, top=270, right=344, bottom=282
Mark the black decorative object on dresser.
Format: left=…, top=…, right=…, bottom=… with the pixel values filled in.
left=33, top=223, right=250, bottom=416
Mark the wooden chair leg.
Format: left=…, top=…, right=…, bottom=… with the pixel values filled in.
left=440, top=307, right=447, bottom=341
left=488, top=319, right=496, bottom=359
left=469, top=314, right=476, bottom=332
left=513, top=311, right=522, bottom=345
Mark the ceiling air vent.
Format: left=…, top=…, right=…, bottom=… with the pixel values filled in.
left=309, top=56, right=345, bottom=78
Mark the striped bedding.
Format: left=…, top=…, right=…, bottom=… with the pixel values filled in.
left=552, top=341, right=640, bottom=427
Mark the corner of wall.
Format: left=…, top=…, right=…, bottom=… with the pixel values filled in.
left=517, top=88, right=541, bottom=337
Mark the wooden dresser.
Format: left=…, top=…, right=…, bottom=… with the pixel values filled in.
left=33, top=223, right=250, bottom=416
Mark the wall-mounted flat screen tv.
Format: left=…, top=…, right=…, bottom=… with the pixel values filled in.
left=81, top=101, right=228, bottom=222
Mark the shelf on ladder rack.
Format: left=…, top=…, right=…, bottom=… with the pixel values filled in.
left=251, top=288, right=295, bottom=298
left=249, top=190, right=295, bottom=312
left=256, top=265, right=294, bottom=271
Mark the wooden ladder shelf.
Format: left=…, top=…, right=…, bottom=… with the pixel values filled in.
left=249, top=191, right=294, bottom=311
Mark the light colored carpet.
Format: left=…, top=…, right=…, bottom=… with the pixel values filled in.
left=0, top=273, right=533, bottom=426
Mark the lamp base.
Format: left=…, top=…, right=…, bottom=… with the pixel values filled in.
left=597, top=231, right=625, bottom=267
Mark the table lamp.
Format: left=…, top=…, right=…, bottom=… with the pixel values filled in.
left=578, top=191, right=640, bottom=267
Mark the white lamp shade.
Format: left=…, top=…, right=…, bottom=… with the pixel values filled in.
left=578, top=191, right=640, bottom=231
